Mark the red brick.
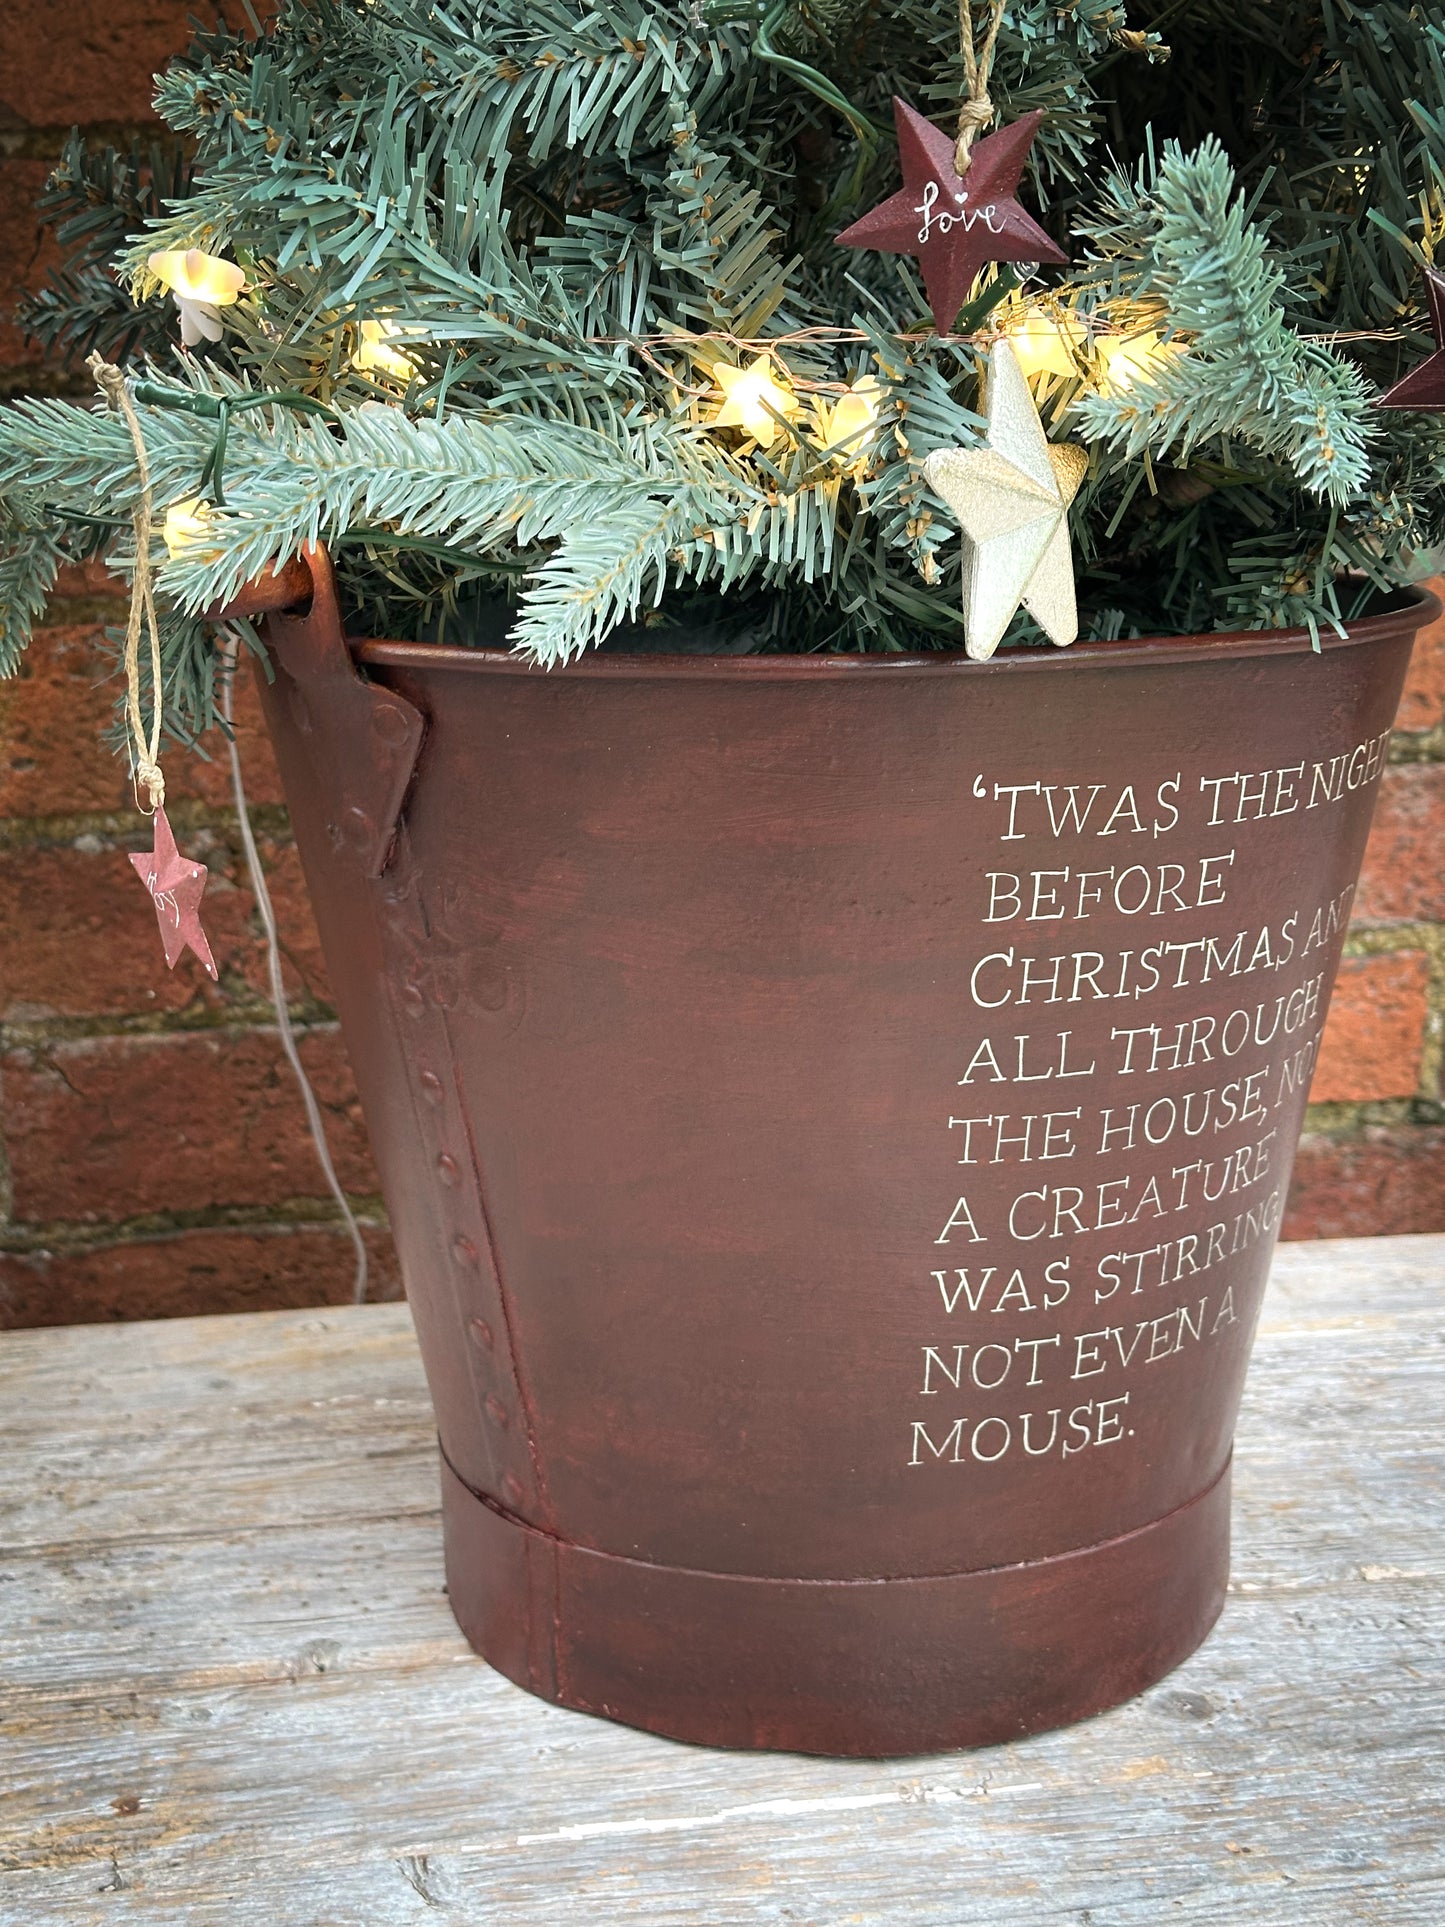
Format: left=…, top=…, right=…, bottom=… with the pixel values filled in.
left=246, top=837, right=333, bottom=1004
left=1354, top=764, right=1445, bottom=924
left=0, top=1222, right=401, bottom=1329
left=0, top=622, right=126, bottom=816
left=50, top=559, right=125, bottom=600
left=0, top=623, right=287, bottom=819
left=0, top=158, right=60, bottom=375
left=0, top=1, right=276, bottom=131
left=0, top=828, right=330, bottom=1021
left=199, top=829, right=332, bottom=1007
left=1310, top=952, right=1430, bottom=1103
left=2, top=1025, right=378, bottom=1223
left=1282, top=1126, right=1445, bottom=1239
left=0, top=839, right=239, bottom=1020
left=1398, top=576, right=1445, bottom=732
left=166, top=663, right=287, bottom=811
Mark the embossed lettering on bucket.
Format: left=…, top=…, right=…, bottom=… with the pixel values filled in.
left=250, top=548, right=1433, bottom=1757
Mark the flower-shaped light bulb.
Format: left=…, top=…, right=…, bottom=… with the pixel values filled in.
left=162, top=496, right=214, bottom=559
left=148, top=249, right=245, bottom=347
left=828, top=375, right=884, bottom=454
left=713, top=355, right=799, bottom=446
left=353, top=319, right=418, bottom=382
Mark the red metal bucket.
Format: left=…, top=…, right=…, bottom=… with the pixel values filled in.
left=252, top=550, right=1431, bottom=1755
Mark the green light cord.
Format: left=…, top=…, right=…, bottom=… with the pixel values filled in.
left=701, top=0, right=885, bottom=158
left=130, top=381, right=341, bottom=508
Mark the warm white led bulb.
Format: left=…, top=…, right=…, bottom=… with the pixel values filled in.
left=148, top=249, right=245, bottom=347
left=713, top=356, right=799, bottom=445
left=353, top=319, right=419, bottom=381
left=1098, top=330, right=1182, bottom=392
left=828, top=375, right=884, bottom=449
left=162, top=496, right=214, bottom=559
left=1005, top=308, right=1088, bottom=380
left=148, top=248, right=246, bottom=305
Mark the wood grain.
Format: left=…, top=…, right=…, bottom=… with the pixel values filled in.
left=1, top=1237, right=1441, bottom=1925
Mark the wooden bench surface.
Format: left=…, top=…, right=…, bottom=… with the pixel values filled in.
left=1, top=1234, right=1442, bottom=1924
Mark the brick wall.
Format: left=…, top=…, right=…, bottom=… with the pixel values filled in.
left=0, top=0, right=403, bottom=1323
left=1, top=3, right=1442, bottom=1328
left=1283, top=617, right=1445, bottom=1236
left=0, top=573, right=402, bottom=1321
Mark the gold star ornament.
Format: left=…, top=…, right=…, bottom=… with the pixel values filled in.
left=923, top=339, right=1088, bottom=661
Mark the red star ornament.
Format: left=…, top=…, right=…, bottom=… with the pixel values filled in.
left=129, top=805, right=219, bottom=980
left=836, top=99, right=1066, bottom=334
left=1376, top=267, right=1445, bottom=408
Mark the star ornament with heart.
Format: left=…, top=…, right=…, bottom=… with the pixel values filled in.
left=923, top=339, right=1088, bottom=661
left=837, top=100, right=1066, bottom=335
left=129, top=805, right=219, bottom=980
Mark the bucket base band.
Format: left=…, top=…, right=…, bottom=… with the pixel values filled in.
left=439, top=1453, right=1231, bottom=1757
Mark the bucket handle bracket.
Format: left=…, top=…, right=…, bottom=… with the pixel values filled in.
left=216, top=545, right=425, bottom=880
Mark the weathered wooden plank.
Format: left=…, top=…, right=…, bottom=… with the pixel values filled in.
left=1259, top=1234, right=1443, bottom=1327
left=0, top=1235, right=1441, bottom=1926
left=0, top=1516, right=459, bottom=1695
left=2, top=1639, right=1441, bottom=1926
left=0, top=1305, right=423, bottom=1426
left=0, top=1310, right=434, bottom=1553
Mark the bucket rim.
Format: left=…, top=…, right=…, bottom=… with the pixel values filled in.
left=350, top=582, right=1439, bottom=683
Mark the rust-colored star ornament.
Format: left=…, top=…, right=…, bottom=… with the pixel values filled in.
left=1376, top=267, right=1445, bottom=408
left=923, top=338, right=1087, bottom=660
left=837, top=100, right=1066, bottom=334
left=129, top=805, right=219, bottom=979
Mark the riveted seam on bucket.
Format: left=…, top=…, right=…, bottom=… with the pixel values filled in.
left=375, top=828, right=547, bottom=1512
left=264, top=548, right=426, bottom=885
left=436, top=980, right=557, bottom=1529
left=260, top=580, right=541, bottom=1509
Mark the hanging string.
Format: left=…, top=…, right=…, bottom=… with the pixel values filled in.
left=85, top=353, right=368, bottom=1304
left=955, top=0, right=1008, bottom=175
left=89, top=353, right=166, bottom=813
left=218, top=628, right=371, bottom=1306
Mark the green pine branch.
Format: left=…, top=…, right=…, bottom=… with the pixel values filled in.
left=0, top=506, right=64, bottom=675
left=1069, top=137, right=1375, bottom=504
left=5, top=0, right=1445, bottom=732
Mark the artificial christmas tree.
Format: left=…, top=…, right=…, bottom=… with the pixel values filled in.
left=1, top=0, right=1443, bottom=1754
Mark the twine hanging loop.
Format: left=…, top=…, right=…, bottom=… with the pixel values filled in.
left=89, top=353, right=166, bottom=813
left=955, top=0, right=1007, bottom=175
